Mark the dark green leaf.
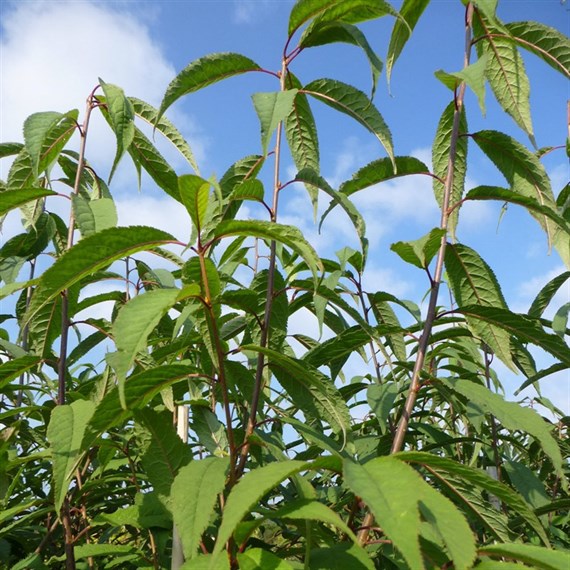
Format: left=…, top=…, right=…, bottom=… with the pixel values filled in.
left=339, top=156, right=429, bottom=196
left=432, top=102, right=467, bottom=239
left=386, top=0, right=430, bottom=86
left=304, top=78, right=394, bottom=166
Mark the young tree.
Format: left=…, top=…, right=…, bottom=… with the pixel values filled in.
left=0, top=1, right=568, bottom=568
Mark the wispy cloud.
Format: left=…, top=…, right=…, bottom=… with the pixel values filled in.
left=233, top=0, right=272, bottom=24
left=0, top=0, right=205, bottom=179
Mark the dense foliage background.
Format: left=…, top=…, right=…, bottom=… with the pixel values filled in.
left=0, top=1, right=569, bottom=568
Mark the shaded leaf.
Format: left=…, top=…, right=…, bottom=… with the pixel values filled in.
left=304, top=78, right=394, bottom=166
left=129, top=96, right=200, bottom=174
left=447, top=379, right=564, bottom=481
left=432, top=101, right=467, bottom=240
left=0, top=187, right=56, bottom=217
left=172, top=457, right=229, bottom=559
left=386, top=0, right=430, bottom=86
left=391, top=228, right=445, bottom=270
left=47, top=400, right=95, bottom=512
left=479, top=543, right=570, bottom=570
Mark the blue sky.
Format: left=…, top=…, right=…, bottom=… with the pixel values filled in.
left=0, top=0, right=568, bottom=413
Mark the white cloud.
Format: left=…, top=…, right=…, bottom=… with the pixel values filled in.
left=0, top=0, right=205, bottom=180
left=233, top=0, right=272, bottom=24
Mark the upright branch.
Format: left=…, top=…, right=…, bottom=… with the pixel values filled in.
left=358, top=2, right=475, bottom=546
left=56, top=88, right=98, bottom=406
left=236, top=59, right=287, bottom=478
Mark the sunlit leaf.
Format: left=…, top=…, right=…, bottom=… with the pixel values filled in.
left=479, top=543, right=570, bottom=570
left=435, top=55, right=488, bottom=115
left=108, top=288, right=180, bottom=406
left=24, top=226, right=177, bottom=326
left=473, top=13, right=534, bottom=141
left=23, top=110, right=78, bottom=178
left=158, top=53, right=261, bottom=123
left=252, top=90, right=298, bottom=155
left=391, top=228, right=445, bottom=270
left=212, top=220, right=322, bottom=285
left=506, top=21, right=570, bottom=79
left=99, top=79, right=135, bottom=182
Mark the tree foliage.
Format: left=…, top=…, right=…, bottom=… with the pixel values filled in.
left=0, top=1, right=569, bottom=569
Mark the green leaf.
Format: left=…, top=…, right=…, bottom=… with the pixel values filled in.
left=128, top=125, right=181, bottom=202
left=300, top=22, right=383, bottom=100
left=137, top=409, right=192, bottom=495
left=172, top=457, right=230, bottom=559
left=47, top=399, right=95, bottom=512
left=129, top=96, right=200, bottom=174
left=479, top=543, right=570, bottom=570
left=252, top=90, right=298, bottom=156
left=432, top=101, right=468, bottom=240
left=367, top=383, right=399, bottom=434
left=391, top=228, right=445, bottom=270
left=295, top=167, right=367, bottom=259
left=304, top=78, right=394, bottom=166
left=158, top=53, right=261, bottom=123
left=396, top=451, right=549, bottom=546
left=244, top=344, right=351, bottom=439
left=71, top=195, right=117, bottom=237
left=552, top=302, right=570, bottom=338
left=237, top=549, right=294, bottom=570
left=308, top=544, right=375, bottom=570
left=445, top=243, right=513, bottom=369
left=344, top=457, right=476, bottom=570
left=339, top=156, right=429, bottom=196
left=23, top=110, right=78, bottom=178
left=271, top=498, right=356, bottom=540
left=0, top=187, right=57, bottom=217
left=435, top=54, right=488, bottom=115
left=179, top=175, right=211, bottom=232
left=288, top=0, right=397, bottom=36
left=99, top=79, right=135, bottom=182
left=471, top=130, right=564, bottom=261
left=191, top=406, right=229, bottom=457
left=456, top=305, right=570, bottom=367
left=473, top=13, right=534, bottom=141
left=0, top=141, right=23, bottom=159
left=108, top=288, right=180, bottom=406
left=447, top=379, right=564, bottom=481
left=85, top=365, right=195, bottom=445
left=24, top=226, right=177, bottom=326
left=182, top=554, right=229, bottom=570
left=465, top=186, right=570, bottom=236
left=212, top=460, right=306, bottom=561
left=505, top=21, right=570, bottom=79
left=212, top=220, right=322, bottom=285
left=228, top=179, right=265, bottom=204
left=386, top=0, right=430, bottom=86
left=0, top=356, right=41, bottom=391
left=284, top=73, right=320, bottom=174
